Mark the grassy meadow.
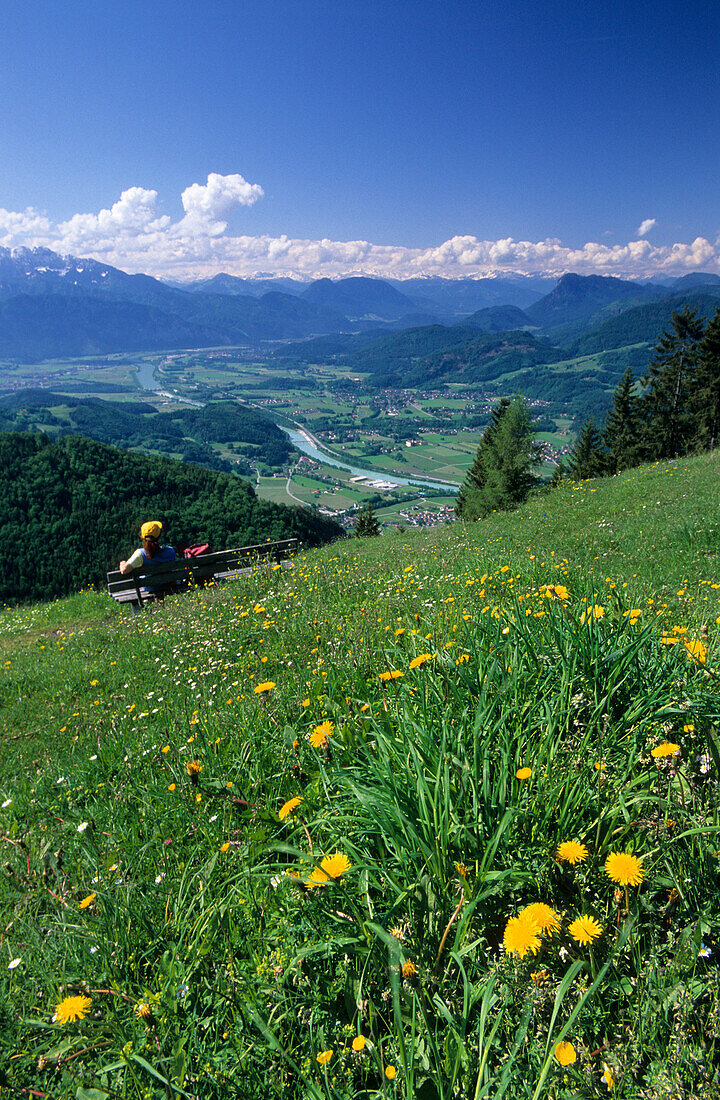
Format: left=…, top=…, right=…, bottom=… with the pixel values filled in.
left=1, top=453, right=720, bottom=1098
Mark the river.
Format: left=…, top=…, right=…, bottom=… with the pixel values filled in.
left=135, top=359, right=457, bottom=494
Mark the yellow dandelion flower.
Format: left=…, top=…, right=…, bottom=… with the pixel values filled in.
left=601, top=1062, right=614, bottom=1089
left=385, top=1065, right=397, bottom=1079
left=308, top=720, right=334, bottom=748
left=650, top=742, right=680, bottom=758
left=520, top=902, right=560, bottom=935
left=55, top=994, right=92, bottom=1024
left=402, top=959, right=417, bottom=979
left=530, top=969, right=547, bottom=986
left=684, top=638, right=707, bottom=664
left=134, top=1001, right=152, bottom=1020
left=78, top=893, right=96, bottom=909
left=556, top=840, right=588, bottom=865
left=455, top=862, right=469, bottom=877
left=605, top=851, right=644, bottom=887
left=516, top=767, right=532, bottom=780
left=554, top=1040, right=576, bottom=1066
left=390, top=926, right=406, bottom=941
left=408, top=653, right=433, bottom=669
left=168, top=783, right=176, bottom=791
left=568, top=915, right=602, bottom=945
left=503, top=915, right=541, bottom=959
left=186, top=760, right=202, bottom=784
left=352, top=1035, right=367, bottom=1052
left=301, top=698, right=310, bottom=707
left=220, top=842, right=230, bottom=852
left=379, top=670, right=404, bottom=681
left=254, top=681, right=276, bottom=693
left=316, top=1050, right=333, bottom=1066
left=306, top=852, right=351, bottom=887
left=581, top=605, right=604, bottom=623
left=279, top=796, right=303, bottom=821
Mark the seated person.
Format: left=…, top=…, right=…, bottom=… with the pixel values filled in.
left=120, top=521, right=177, bottom=591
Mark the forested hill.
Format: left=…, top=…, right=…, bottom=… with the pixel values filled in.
left=0, top=434, right=341, bottom=602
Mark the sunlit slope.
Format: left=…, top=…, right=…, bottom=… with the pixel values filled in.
left=0, top=450, right=719, bottom=1098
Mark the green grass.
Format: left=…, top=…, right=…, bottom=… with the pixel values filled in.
left=1, top=453, right=720, bottom=1098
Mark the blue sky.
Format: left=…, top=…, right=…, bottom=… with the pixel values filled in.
left=1, top=0, right=718, bottom=280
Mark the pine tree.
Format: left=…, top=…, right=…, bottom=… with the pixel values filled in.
left=456, top=396, right=539, bottom=520
left=603, top=367, right=641, bottom=472
left=641, top=307, right=705, bottom=459
left=354, top=502, right=380, bottom=537
left=692, top=307, right=720, bottom=451
left=566, top=417, right=607, bottom=480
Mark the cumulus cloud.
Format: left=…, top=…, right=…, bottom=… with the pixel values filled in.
left=178, top=173, right=264, bottom=235
left=0, top=206, right=52, bottom=246
left=637, top=218, right=657, bottom=237
left=1, top=174, right=719, bottom=281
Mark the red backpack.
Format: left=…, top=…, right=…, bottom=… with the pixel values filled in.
left=183, top=543, right=211, bottom=559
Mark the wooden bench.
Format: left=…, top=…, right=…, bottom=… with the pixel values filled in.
left=107, top=539, right=298, bottom=609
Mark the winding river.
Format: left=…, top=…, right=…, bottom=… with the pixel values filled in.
left=135, top=360, right=458, bottom=494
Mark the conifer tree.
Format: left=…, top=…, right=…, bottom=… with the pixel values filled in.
left=603, top=367, right=641, bottom=472
left=354, top=502, right=380, bottom=537
left=456, top=396, right=539, bottom=520
left=692, top=307, right=720, bottom=451
left=641, top=307, right=705, bottom=458
left=566, top=417, right=607, bottom=480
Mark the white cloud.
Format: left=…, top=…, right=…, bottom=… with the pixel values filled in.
left=637, top=218, right=657, bottom=237
left=1, top=174, right=719, bottom=281
left=0, top=206, right=52, bottom=246
left=178, top=173, right=264, bottom=235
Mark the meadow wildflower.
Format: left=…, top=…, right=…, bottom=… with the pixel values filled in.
left=520, top=902, right=560, bottom=935
left=316, top=1050, right=333, bottom=1066
left=684, top=638, right=707, bottom=663
left=503, top=915, right=541, bottom=959
left=556, top=840, right=588, bottom=864
left=55, top=995, right=92, bottom=1024
left=308, top=720, right=334, bottom=748
left=385, top=1065, right=397, bottom=1079
left=408, top=653, right=433, bottom=669
left=650, top=742, right=680, bottom=758
left=352, top=1035, right=367, bottom=1051
left=186, top=760, right=202, bottom=783
left=79, top=894, right=96, bottom=909
left=554, top=1040, right=577, bottom=1065
left=530, top=969, right=547, bottom=985
left=168, top=783, right=176, bottom=791
left=601, top=1062, right=614, bottom=1089
left=568, top=915, right=602, bottom=945
left=516, top=767, right=532, bottom=779
left=254, top=681, right=276, bottom=693
left=379, top=670, right=404, bottom=681
left=581, top=605, right=604, bottom=623
left=279, top=796, right=303, bottom=820
left=220, top=842, right=230, bottom=852
left=605, top=851, right=644, bottom=886
left=134, top=1001, right=152, bottom=1020
left=402, top=959, right=417, bottom=979
left=306, top=852, right=351, bottom=887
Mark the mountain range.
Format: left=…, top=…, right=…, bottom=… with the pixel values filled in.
left=0, top=246, right=719, bottom=365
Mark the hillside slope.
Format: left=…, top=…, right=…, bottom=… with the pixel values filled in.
left=1, top=452, right=719, bottom=1098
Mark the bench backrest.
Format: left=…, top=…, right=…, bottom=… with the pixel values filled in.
left=107, top=539, right=297, bottom=605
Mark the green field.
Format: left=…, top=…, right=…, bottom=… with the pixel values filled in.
left=2, top=452, right=720, bottom=1097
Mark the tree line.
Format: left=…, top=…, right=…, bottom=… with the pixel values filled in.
left=564, top=306, right=720, bottom=478
left=455, top=304, right=720, bottom=520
